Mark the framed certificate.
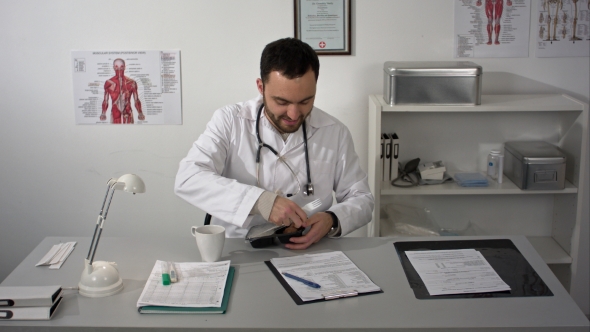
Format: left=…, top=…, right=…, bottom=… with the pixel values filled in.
left=294, top=0, right=351, bottom=55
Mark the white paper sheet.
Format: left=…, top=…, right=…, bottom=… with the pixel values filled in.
left=137, top=260, right=230, bottom=308
left=36, top=242, right=76, bottom=269
left=405, top=249, right=511, bottom=296
left=48, top=244, right=76, bottom=270
left=270, top=251, right=380, bottom=301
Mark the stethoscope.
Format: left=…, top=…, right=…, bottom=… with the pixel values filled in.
left=255, top=103, right=313, bottom=197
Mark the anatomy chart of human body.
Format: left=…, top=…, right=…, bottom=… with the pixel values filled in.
left=536, top=0, right=590, bottom=57
left=455, top=0, right=531, bottom=57
left=72, top=50, right=181, bottom=125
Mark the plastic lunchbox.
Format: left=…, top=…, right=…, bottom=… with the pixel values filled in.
left=244, top=223, right=304, bottom=248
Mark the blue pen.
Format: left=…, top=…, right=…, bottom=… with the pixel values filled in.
left=282, top=272, right=321, bottom=289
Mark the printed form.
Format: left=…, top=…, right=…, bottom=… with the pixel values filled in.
left=137, top=260, right=230, bottom=308
left=270, top=251, right=381, bottom=301
left=405, top=249, right=510, bottom=296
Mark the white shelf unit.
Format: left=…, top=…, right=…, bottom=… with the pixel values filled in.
left=368, top=94, right=588, bottom=291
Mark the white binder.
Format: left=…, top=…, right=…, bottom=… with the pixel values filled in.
left=382, top=133, right=391, bottom=181
left=0, top=297, right=63, bottom=320
left=390, top=133, right=399, bottom=180
left=0, top=285, right=62, bottom=307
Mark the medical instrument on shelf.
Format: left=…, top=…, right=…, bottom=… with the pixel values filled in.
left=391, top=158, right=421, bottom=188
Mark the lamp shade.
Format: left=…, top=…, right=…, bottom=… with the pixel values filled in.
left=116, top=174, right=146, bottom=194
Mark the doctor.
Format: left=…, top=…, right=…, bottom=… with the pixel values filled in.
left=175, top=38, right=374, bottom=249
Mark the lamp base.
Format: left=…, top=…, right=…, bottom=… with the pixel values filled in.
left=78, top=259, right=124, bottom=297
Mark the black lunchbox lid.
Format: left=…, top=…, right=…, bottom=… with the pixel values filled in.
left=245, top=223, right=304, bottom=248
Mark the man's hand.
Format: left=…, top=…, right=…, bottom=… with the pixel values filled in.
left=268, top=196, right=307, bottom=229
left=100, top=113, right=107, bottom=121
left=138, top=112, right=145, bottom=121
left=285, top=212, right=332, bottom=250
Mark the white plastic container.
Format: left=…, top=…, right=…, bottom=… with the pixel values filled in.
left=487, top=150, right=504, bottom=183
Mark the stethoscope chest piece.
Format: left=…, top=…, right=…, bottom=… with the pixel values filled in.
left=304, top=183, right=314, bottom=196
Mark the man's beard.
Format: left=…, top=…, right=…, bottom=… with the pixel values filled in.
left=262, top=97, right=309, bottom=134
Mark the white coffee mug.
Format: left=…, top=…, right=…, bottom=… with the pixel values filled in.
left=191, top=225, right=226, bottom=262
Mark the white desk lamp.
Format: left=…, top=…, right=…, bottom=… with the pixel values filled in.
left=78, top=174, right=145, bottom=297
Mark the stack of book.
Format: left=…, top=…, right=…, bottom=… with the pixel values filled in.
left=0, top=285, right=63, bottom=320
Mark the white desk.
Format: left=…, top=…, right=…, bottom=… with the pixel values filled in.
left=0, top=236, right=588, bottom=331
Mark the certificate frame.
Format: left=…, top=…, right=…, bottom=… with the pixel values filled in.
left=294, top=0, right=351, bottom=55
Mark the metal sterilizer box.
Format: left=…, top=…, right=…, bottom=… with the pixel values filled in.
left=503, top=141, right=566, bottom=190
left=383, top=61, right=482, bottom=105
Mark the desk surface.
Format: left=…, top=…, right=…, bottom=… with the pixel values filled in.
left=1, top=235, right=588, bottom=331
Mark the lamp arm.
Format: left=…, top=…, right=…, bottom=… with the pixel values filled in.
left=101, top=182, right=118, bottom=221
left=89, top=228, right=104, bottom=265
left=86, top=184, right=113, bottom=260
left=86, top=215, right=103, bottom=260
left=87, top=183, right=117, bottom=265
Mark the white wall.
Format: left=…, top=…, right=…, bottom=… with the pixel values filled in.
left=1, top=0, right=588, bottom=314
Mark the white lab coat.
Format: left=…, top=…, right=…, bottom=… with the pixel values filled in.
left=175, top=95, right=374, bottom=238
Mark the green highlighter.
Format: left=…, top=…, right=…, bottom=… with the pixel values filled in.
left=161, top=261, right=171, bottom=285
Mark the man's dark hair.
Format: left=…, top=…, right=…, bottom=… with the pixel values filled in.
left=260, top=38, right=320, bottom=84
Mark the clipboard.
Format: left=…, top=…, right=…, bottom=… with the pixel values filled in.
left=394, top=239, right=553, bottom=299
left=265, top=261, right=383, bottom=305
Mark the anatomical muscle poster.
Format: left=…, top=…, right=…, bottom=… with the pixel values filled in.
left=455, top=0, right=531, bottom=57
left=72, top=50, right=182, bottom=125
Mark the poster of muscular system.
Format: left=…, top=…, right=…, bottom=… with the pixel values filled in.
left=72, top=50, right=181, bottom=125
left=455, top=0, right=531, bottom=57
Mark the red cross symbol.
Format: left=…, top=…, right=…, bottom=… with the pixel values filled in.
left=319, top=41, right=326, bottom=48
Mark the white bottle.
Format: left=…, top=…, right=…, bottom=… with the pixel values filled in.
left=487, top=150, right=504, bottom=183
